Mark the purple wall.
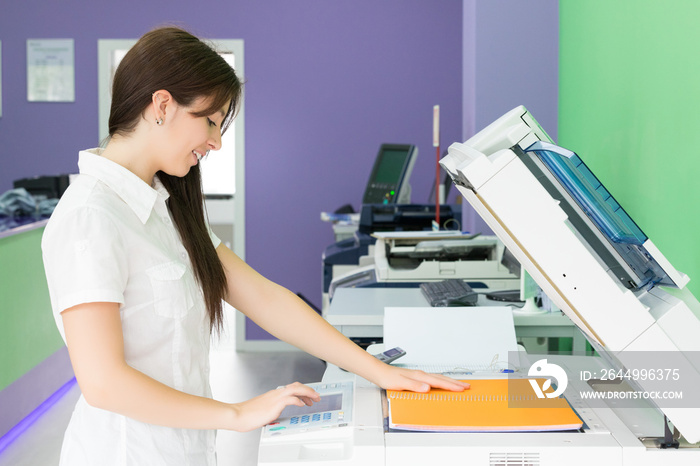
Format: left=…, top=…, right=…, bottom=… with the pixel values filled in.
left=461, top=0, right=559, bottom=235
left=473, top=0, right=559, bottom=141
left=243, top=3, right=465, bottom=339
left=0, top=0, right=464, bottom=340
left=1, top=1, right=558, bottom=342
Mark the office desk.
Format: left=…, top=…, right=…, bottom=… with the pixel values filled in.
left=326, top=287, right=588, bottom=353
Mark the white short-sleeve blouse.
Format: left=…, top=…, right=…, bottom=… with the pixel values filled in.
left=42, top=149, right=221, bottom=466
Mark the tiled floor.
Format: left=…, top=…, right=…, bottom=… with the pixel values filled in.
left=0, top=330, right=327, bottom=466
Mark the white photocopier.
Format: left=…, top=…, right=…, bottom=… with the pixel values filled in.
left=326, top=232, right=520, bottom=308
left=258, top=107, right=700, bottom=465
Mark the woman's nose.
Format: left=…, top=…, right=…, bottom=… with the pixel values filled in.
left=208, top=130, right=222, bottom=151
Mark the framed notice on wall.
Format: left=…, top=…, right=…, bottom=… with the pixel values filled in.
left=27, top=39, right=75, bottom=102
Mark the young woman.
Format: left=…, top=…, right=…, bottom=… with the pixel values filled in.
left=42, top=26, right=468, bottom=465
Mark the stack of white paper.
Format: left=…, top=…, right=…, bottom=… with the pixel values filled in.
left=383, top=306, right=518, bottom=374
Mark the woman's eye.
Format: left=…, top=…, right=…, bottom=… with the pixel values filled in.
left=207, top=118, right=217, bottom=127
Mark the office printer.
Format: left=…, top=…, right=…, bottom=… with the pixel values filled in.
left=260, top=106, right=700, bottom=465
left=371, top=232, right=518, bottom=288
left=326, top=230, right=520, bottom=306
left=322, top=204, right=462, bottom=312
left=322, top=141, right=461, bottom=310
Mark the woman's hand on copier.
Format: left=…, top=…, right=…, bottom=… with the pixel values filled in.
left=373, top=366, right=470, bottom=393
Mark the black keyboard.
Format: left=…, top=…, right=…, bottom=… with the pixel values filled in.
left=420, top=279, right=478, bottom=307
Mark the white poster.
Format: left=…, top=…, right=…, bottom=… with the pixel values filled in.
left=27, top=39, right=75, bottom=102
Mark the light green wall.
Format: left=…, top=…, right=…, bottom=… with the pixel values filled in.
left=0, top=226, right=64, bottom=391
left=559, top=0, right=700, bottom=296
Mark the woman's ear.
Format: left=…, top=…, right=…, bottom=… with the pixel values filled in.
left=151, top=90, right=174, bottom=125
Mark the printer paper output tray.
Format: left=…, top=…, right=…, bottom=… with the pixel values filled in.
left=372, top=234, right=518, bottom=288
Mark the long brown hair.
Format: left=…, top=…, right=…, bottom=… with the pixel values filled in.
left=109, top=26, right=242, bottom=333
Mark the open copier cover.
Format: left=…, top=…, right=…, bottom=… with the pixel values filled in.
left=258, top=107, right=700, bottom=466
left=440, top=106, right=700, bottom=444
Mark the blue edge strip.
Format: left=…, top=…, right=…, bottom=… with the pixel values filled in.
left=0, top=377, right=77, bottom=455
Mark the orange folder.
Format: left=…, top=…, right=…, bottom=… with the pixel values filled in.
left=387, top=378, right=583, bottom=432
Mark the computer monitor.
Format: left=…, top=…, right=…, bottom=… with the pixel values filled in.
left=362, top=144, right=418, bottom=205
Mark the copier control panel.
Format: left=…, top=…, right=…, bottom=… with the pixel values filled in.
left=261, top=381, right=354, bottom=439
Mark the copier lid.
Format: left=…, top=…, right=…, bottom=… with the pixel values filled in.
left=524, top=141, right=677, bottom=291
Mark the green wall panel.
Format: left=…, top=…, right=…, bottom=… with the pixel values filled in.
left=0, top=226, right=65, bottom=391
left=559, top=0, right=700, bottom=296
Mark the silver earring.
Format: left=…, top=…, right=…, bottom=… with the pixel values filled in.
left=156, top=118, right=164, bottom=126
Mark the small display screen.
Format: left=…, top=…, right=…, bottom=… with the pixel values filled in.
left=373, top=149, right=409, bottom=184
left=384, top=348, right=401, bottom=357
left=278, top=393, right=343, bottom=418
